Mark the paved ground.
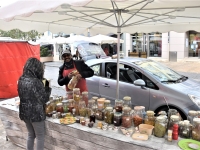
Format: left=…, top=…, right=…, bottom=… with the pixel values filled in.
left=1, top=58, right=200, bottom=149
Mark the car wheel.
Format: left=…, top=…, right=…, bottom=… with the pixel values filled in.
left=155, top=106, right=187, bottom=120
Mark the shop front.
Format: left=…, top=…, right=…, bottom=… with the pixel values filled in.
left=188, top=31, right=200, bottom=57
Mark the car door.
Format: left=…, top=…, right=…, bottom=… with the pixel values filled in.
left=86, top=63, right=101, bottom=98
left=99, top=62, right=150, bottom=109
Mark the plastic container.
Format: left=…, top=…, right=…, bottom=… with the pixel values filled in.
left=123, top=96, right=131, bottom=109
left=139, top=124, right=154, bottom=136
left=115, top=99, right=123, bottom=113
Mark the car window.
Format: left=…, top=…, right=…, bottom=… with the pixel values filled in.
left=90, top=64, right=101, bottom=76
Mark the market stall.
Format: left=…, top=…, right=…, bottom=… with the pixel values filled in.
left=0, top=98, right=185, bottom=150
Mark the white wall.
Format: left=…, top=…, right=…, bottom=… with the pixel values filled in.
left=122, top=33, right=131, bottom=57
left=161, top=32, right=169, bottom=60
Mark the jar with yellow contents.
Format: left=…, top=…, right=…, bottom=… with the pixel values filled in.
left=73, top=88, right=80, bottom=102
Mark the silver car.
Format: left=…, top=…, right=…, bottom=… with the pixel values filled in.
left=85, top=57, right=200, bottom=119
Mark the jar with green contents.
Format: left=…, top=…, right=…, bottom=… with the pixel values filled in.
left=62, top=100, right=69, bottom=113
left=144, top=110, right=155, bottom=126
left=79, top=101, right=87, bottom=117
left=104, top=107, right=114, bottom=124
left=154, top=116, right=167, bottom=138
left=192, top=118, right=200, bottom=141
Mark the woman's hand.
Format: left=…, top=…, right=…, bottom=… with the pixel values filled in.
left=76, top=74, right=82, bottom=80
left=68, top=72, right=74, bottom=78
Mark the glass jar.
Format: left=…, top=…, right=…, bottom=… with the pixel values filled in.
left=87, top=99, right=96, bottom=117
left=168, top=115, right=180, bottom=130
left=192, top=118, right=200, bottom=141
left=59, top=96, right=63, bottom=103
left=187, top=110, right=198, bottom=125
left=104, top=100, right=111, bottom=109
left=181, top=121, right=191, bottom=138
left=62, top=100, right=69, bottom=113
left=73, top=88, right=80, bottom=102
left=74, top=101, right=79, bottom=116
left=144, top=110, right=155, bottom=126
left=95, top=109, right=104, bottom=121
left=154, top=116, right=167, bottom=138
left=67, top=91, right=73, bottom=99
left=45, top=101, right=53, bottom=115
left=97, top=98, right=105, bottom=110
left=123, top=96, right=131, bottom=109
left=168, top=109, right=178, bottom=121
left=55, top=97, right=60, bottom=104
left=178, top=121, right=184, bottom=136
left=197, top=111, right=200, bottom=118
left=114, top=112, right=122, bottom=126
left=68, top=99, right=74, bottom=113
left=132, top=106, right=143, bottom=127
left=92, top=96, right=99, bottom=105
left=115, top=99, right=123, bottom=113
left=56, top=103, right=64, bottom=113
left=139, top=106, right=146, bottom=118
left=104, top=107, right=114, bottom=124
left=79, top=101, right=87, bottom=117
left=121, top=107, right=132, bottom=128
left=82, top=91, right=88, bottom=106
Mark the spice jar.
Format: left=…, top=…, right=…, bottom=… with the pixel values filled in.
left=144, top=110, right=155, bottom=126
left=123, top=96, right=131, bottom=109
left=114, top=112, right=122, bottom=126
left=68, top=99, right=74, bottom=113
left=67, top=91, right=73, bottom=99
left=104, top=107, right=114, bottom=124
left=121, top=107, right=132, bottom=128
left=132, top=106, right=143, bottom=127
left=79, top=101, right=87, bottom=117
left=168, top=115, right=180, bottom=130
left=154, top=116, right=167, bottom=138
left=82, top=91, right=89, bottom=106
left=115, top=99, right=123, bottom=113
left=97, top=98, right=105, bottom=110
left=181, top=121, right=191, bottom=138
left=192, top=118, right=200, bottom=141
left=104, top=100, right=111, bottom=109
left=87, top=100, right=96, bottom=117
left=56, top=103, right=64, bottom=113
left=187, top=110, right=198, bottom=125
left=73, top=88, right=80, bottom=102
left=62, top=100, right=69, bottom=113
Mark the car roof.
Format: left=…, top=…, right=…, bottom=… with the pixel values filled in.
left=85, top=57, right=150, bottom=66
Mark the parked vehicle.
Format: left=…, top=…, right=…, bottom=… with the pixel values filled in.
left=85, top=57, right=200, bottom=119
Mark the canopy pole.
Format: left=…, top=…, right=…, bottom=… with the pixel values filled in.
left=116, top=10, right=121, bottom=100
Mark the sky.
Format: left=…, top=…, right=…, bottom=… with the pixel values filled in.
left=0, top=0, right=18, bottom=7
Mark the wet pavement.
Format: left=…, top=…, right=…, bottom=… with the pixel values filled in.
left=1, top=58, right=200, bottom=149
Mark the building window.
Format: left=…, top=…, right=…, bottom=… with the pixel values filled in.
left=148, top=32, right=162, bottom=57
left=189, top=31, right=200, bottom=57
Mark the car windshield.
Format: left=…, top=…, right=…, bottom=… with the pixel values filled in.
left=133, top=60, right=182, bottom=82
left=77, top=43, right=106, bottom=57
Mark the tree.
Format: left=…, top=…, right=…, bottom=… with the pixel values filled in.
left=0, top=29, right=40, bottom=40
left=40, top=47, right=49, bottom=57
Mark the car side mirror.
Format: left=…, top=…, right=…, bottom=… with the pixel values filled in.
left=134, top=79, right=145, bottom=88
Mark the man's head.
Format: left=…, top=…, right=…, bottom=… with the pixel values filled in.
left=62, top=50, right=72, bottom=62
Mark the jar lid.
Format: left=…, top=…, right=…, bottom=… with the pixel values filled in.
left=114, top=112, right=122, bottom=117
left=106, top=107, right=113, bottom=111
left=123, top=107, right=131, bottom=112
left=156, top=116, right=165, bottom=121
left=46, top=101, right=50, bottom=105
left=68, top=99, right=74, bottom=102
left=97, top=99, right=105, bottom=102
left=146, top=110, right=154, bottom=115
left=188, top=110, right=198, bottom=116
left=159, top=111, right=167, bottom=116
left=170, top=115, right=179, bottom=120
left=193, top=118, right=200, bottom=123
left=82, top=91, right=88, bottom=95
left=183, top=120, right=190, bottom=123
left=73, top=88, right=80, bottom=91
left=62, top=100, right=68, bottom=104
left=123, top=96, right=131, bottom=101
left=92, top=96, right=99, bottom=100
left=105, top=100, right=111, bottom=103
left=134, top=106, right=142, bottom=111
left=57, top=103, right=63, bottom=106
left=139, top=106, right=145, bottom=110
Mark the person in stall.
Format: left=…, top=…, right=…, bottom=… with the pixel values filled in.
left=17, top=57, right=52, bottom=150
left=57, top=50, right=94, bottom=104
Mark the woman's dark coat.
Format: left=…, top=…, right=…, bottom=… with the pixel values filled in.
left=18, top=58, right=51, bottom=122
left=58, top=60, right=94, bottom=86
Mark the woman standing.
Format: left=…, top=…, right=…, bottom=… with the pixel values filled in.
left=17, top=57, right=51, bottom=150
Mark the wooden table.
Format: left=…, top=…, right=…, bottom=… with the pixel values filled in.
left=0, top=98, right=181, bottom=150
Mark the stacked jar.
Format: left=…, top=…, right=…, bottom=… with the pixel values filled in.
left=192, top=118, right=200, bottom=141
left=82, top=91, right=89, bottom=106
left=168, top=109, right=178, bottom=121
left=104, top=107, right=114, bottom=124
left=114, top=112, right=122, bottom=126
left=187, top=110, right=198, bottom=125
left=104, top=100, right=111, bottom=109
left=154, top=116, right=167, bottom=138
left=121, top=107, right=132, bottom=128
left=168, top=115, right=180, bottom=130
left=115, top=99, right=123, bottom=113
left=87, top=99, right=96, bottom=123
left=73, top=88, right=80, bottom=116
left=62, top=100, right=69, bottom=113
left=68, top=99, right=74, bottom=113
left=79, top=101, right=87, bottom=117
left=67, top=91, right=73, bottom=99
left=132, top=106, right=144, bottom=127
left=144, top=110, right=155, bottom=126
left=123, top=96, right=131, bottom=109
left=95, top=98, right=105, bottom=120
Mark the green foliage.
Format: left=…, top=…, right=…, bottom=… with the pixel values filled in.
left=0, top=29, right=40, bottom=40
left=40, top=47, right=49, bottom=57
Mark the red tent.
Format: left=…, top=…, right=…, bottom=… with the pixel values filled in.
left=0, top=40, right=40, bottom=98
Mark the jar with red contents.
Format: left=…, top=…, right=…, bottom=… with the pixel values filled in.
left=132, top=106, right=144, bottom=127
left=121, top=107, right=132, bottom=128
left=56, top=103, right=64, bottom=113
left=82, top=91, right=89, bottom=106
left=172, top=124, right=179, bottom=140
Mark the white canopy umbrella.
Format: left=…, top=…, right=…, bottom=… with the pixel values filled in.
left=90, top=34, right=124, bottom=44
left=0, top=0, right=200, bottom=99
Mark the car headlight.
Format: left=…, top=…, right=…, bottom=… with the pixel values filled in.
left=188, top=94, right=200, bottom=108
